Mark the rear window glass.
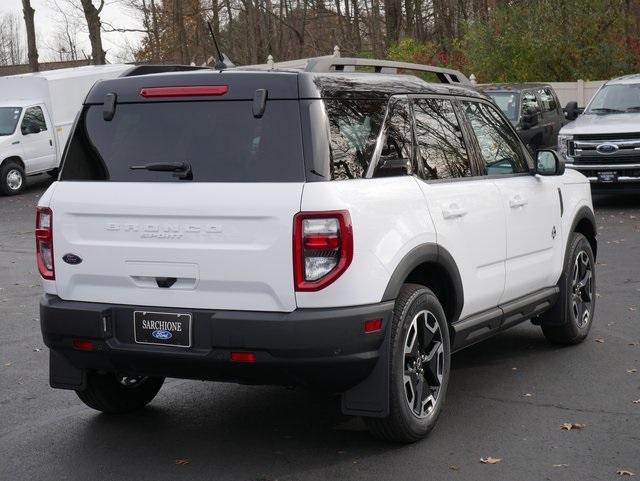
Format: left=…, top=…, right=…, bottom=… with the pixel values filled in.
left=61, top=100, right=305, bottom=182
left=325, top=99, right=387, bottom=180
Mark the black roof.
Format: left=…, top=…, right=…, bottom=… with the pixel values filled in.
left=85, top=67, right=488, bottom=104
left=477, top=82, right=552, bottom=92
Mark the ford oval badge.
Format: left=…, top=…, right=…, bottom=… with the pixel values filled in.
left=62, top=253, right=83, bottom=265
left=152, top=329, right=172, bottom=340
left=596, top=143, right=619, bottom=155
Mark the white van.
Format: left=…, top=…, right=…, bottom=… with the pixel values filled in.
left=0, top=64, right=131, bottom=195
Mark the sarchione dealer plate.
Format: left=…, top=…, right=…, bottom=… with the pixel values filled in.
left=133, top=311, right=192, bottom=348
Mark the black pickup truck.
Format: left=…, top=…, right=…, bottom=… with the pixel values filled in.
left=477, top=83, right=568, bottom=151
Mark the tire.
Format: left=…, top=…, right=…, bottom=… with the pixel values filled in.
left=540, top=232, right=596, bottom=345
left=0, top=161, right=26, bottom=196
left=365, top=283, right=451, bottom=443
left=76, top=372, right=164, bottom=414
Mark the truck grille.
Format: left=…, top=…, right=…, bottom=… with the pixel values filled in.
left=570, top=135, right=640, bottom=164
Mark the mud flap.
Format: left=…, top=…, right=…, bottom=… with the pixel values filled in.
left=341, top=325, right=391, bottom=418
left=50, top=350, right=86, bottom=390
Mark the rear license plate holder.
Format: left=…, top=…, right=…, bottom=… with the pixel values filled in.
left=133, top=311, right=192, bottom=348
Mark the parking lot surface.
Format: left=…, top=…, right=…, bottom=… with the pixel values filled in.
left=1, top=175, right=639, bottom=481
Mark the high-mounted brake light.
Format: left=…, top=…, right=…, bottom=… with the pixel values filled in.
left=139, top=85, right=228, bottom=98
left=35, top=207, right=54, bottom=280
left=293, top=211, right=353, bottom=292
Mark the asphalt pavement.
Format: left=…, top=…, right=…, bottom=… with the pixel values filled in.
left=1, top=174, right=639, bottom=481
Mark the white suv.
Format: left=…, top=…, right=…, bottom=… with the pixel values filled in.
left=37, top=58, right=597, bottom=443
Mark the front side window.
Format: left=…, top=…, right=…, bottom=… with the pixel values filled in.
left=413, top=98, right=471, bottom=179
left=325, top=99, right=386, bottom=180
left=373, top=96, right=414, bottom=178
left=538, top=88, right=557, bottom=111
left=521, top=91, right=540, bottom=117
left=21, top=106, right=47, bottom=134
left=463, top=101, right=529, bottom=176
left=0, top=107, right=22, bottom=136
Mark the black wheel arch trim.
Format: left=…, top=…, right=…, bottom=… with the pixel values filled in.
left=569, top=205, right=597, bottom=259
left=381, top=243, right=464, bottom=324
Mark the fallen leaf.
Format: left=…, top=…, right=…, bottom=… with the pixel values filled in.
left=175, top=459, right=191, bottom=466
left=524, top=393, right=533, bottom=397
left=631, top=307, right=637, bottom=312
left=561, top=422, right=586, bottom=430
left=449, top=465, right=459, bottom=471
left=553, top=464, right=569, bottom=468
left=595, top=338, right=605, bottom=343
left=632, top=399, right=640, bottom=404
left=627, top=369, right=637, bottom=373
left=617, top=470, right=635, bottom=476
left=32, top=348, right=41, bottom=352
left=480, top=457, right=502, bottom=464
left=511, top=367, right=518, bottom=371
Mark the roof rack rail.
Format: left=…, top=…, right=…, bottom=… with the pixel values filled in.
left=304, top=57, right=469, bottom=84
left=121, top=64, right=213, bottom=77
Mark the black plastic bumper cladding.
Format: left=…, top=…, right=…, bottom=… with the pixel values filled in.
left=41, top=295, right=394, bottom=417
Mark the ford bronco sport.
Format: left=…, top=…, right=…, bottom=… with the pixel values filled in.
left=38, top=57, right=597, bottom=443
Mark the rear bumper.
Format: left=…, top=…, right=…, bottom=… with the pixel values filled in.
left=40, top=294, right=394, bottom=392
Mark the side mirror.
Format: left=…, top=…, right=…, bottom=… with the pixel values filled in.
left=564, top=101, right=583, bottom=121
left=536, top=149, right=565, bottom=176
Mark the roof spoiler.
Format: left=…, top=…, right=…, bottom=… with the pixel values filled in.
left=120, top=65, right=213, bottom=77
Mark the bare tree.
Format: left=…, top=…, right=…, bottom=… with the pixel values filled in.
left=21, top=0, right=39, bottom=71
left=79, top=0, right=106, bottom=63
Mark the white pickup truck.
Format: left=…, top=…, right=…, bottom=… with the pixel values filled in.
left=0, top=64, right=131, bottom=195
left=559, top=74, right=640, bottom=193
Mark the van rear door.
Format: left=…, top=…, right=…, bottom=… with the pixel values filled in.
left=52, top=77, right=305, bottom=313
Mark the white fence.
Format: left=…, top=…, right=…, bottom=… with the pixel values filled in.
left=547, top=80, right=606, bottom=108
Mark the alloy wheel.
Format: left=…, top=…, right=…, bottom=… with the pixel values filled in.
left=403, top=310, right=445, bottom=418
left=571, top=250, right=593, bottom=328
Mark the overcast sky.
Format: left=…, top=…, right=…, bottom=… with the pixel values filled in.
left=0, top=0, right=144, bottom=63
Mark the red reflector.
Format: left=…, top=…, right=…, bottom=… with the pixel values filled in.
left=73, top=339, right=95, bottom=351
left=303, top=234, right=339, bottom=250
left=139, top=85, right=229, bottom=98
left=364, top=319, right=382, bottom=333
left=230, top=351, right=256, bottom=363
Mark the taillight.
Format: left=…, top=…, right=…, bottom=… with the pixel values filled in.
left=293, top=211, right=353, bottom=291
left=36, top=207, right=54, bottom=280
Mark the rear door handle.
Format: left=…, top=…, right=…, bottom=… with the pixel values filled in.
left=442, top=203, right=467, bottom=219
left=509, top=194, right=528, bottom=208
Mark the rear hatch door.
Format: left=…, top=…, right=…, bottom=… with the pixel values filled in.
left=52, top=72, right=304, bottom=312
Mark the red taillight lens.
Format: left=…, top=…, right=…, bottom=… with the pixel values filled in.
left=364, top=319, right=382, bottom=333
left=139, top=85, right=229, bottom=98
left=73, top=339, right=95, bottom=351
left=230, top=352, right=256, bottom=363
left=293, top=211, right=353, bottom=292
left=35, top=207, right=54, bottom=280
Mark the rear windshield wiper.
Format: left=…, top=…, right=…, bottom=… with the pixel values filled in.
left=589, top=107, right=624, bottom=114
left=130, top=161, right=192, bottom=180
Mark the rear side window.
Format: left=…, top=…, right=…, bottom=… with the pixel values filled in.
left=413, top=98, right=471, bottom=179
left=521, top=91, right=540, bottom=116
left=325, top=99, right=386, bottom=180
left=61, top=100, right=305, bottom=182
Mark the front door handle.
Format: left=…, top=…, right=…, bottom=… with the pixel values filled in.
left=49, top=139, right=53, bottom=147
left=442, top=203, right=468, bottom=219
left=509, top=194, right=528, bottom=208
